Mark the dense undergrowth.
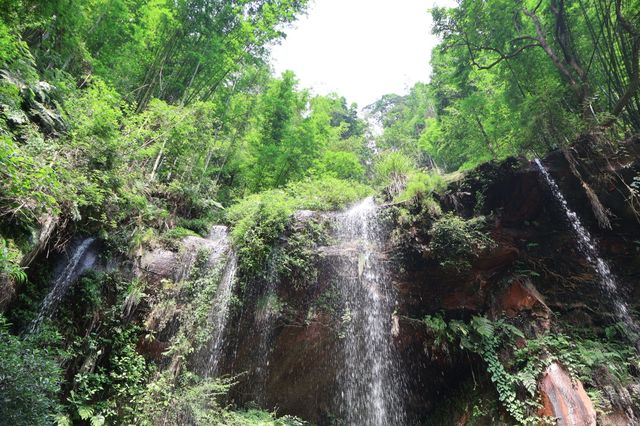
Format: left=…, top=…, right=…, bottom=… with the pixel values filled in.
left=423, top=313, right=640, bottom=424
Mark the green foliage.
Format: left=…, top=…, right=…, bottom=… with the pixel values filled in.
left=142, top=372, right=234, bottom=425
left=316, top=150, right=365, bottom=181
left=424, top=314, right=640, bottom=425
left=227, top=177, right=371, bottom=279
left=366, top=83, right=435, bottom=165
left=312, top=284, right=343, bottom=319
left=0, top=315, right=64, bottom=426
left=428, top=214, right=495, bottom=271
left=66, top=325, right=151, bottom=424
left=374, top=151, right=416, bottom=189
left=274, top=219, right=328, bottom=289
left=0, top=134, right=65, bottom=222
left=513, top=327, right=640, bottom=388
left=140, top=371, right=306, bottom=425
left=159, top=227, right=200, bottom=249
left=395, top=170, right=446, bottom=203
left=240, top=74, right=369, bottom=192
left=228, top=409, right=307, bottom=425
left=368, top=1, right=640, bottom=172
left=423, top=314, right=537, bottom=424
left=0, top=237, right=27, bottom=284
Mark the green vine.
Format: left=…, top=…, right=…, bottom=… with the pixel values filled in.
left=424, top=314, right=542, bottom=424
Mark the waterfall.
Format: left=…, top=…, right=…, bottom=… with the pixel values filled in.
left=333, top=197, right=405, bottom=425
left=29, top=237, right=97, bottom=333
left=251, top=249, right=281, bottom=403
left=534, top=159, right=639, bottom=340
left=203, top=251, right=237, bottom=376
left=177, top=225, right=230, bottom=281
left=184, top=225, right=239, bottom=376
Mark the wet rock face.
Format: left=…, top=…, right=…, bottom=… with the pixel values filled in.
left=212, top=149, right=640, bottom=425
left=539, top=363, right=596, bottom=426
left=140, top=248, right=177, bottom=283
left=140, top=229, right=231, bottom=284
left=137, top=229, right=233, bottom=365
left=218, top=219, right=345, bottom=423
left=492, top=278, right=550, bottom=335
left=134, top=146, right=640, bottom=424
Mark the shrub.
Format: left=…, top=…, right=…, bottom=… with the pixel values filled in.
left=0, top=316, right=64, bottom=426
left=0, top=237, right=26, bottom=284
left=140, top=372, right=306, bottom=425
left=428, top=213, right=494, bottom=271
left=395, top=170, right=446, bottom=203
left=423, top=314, right=640, bottom=425
left=316, top=150, right=365, bottom=180
left=159, top=226, right=200, bottom=249
left=374, top=151, right=416, bottom=192
left=227, top=177, right=371, bottom=280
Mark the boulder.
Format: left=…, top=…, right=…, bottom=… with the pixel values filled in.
left=539, top=363, right=596, bottom=426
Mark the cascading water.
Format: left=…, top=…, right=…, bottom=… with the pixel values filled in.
left=534, top=159, right=639, bottom=341
left=203, top=251, right=237, bottom=376
left=183, top=225, right=239, bottom=377
left=251, top=250, right=281, bottom=403
left=177, top=225, right=230, bottom=281
left=29, top=237, right=97, bottom=333
left=333, top=197, right=405, bottom=425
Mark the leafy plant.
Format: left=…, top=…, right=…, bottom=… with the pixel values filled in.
left=394, top=170, right=446, bottom=203
left=0, top=315, right=64, bottom=426
left=423, top=314, right=533, bottom=423
left=227, top=177, right=370, bottom=281
left=0, top=237, right=27, bottom=284
left=428, top=213, right=495, bottom=271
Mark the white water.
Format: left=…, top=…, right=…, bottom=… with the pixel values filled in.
left=30, top=237, right=96, bottom=333
left=176, top=225, right=230, bottom=281
left=534, top=159, right=639, bottom=340
left=333, top=197, right=405, bottom=425
left=182, top=225, right=240, bottom=377
left=204, top=251, right=237, bottom=376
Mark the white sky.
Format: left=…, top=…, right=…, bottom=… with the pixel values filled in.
left=271, top=0, right=455, bottom=109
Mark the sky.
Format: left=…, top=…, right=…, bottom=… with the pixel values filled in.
left=271, top=0, right=455, bottom=109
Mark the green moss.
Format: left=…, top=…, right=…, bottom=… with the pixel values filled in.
left=428, top=213, right=495, bottom=271
left=158, top=226, right=200, bottom=250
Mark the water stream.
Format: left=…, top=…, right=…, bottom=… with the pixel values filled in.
left=203, top=251, right=237, bottom=376
left=184, top=225, right=239, bottom=377
left=333, top=197, right=405, bottom=425
left=251, top=249, right=282, bottom=404
left=29, top=237, right=97, bottom=333
left=534, top=159, right=639, bottom=341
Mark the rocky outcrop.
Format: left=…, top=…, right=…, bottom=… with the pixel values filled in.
left=539, top=363, right=596, bottom=426
left=11, top=141, right=640, bottom=425
left=492, top=278, right=550, bottom=333
left=214, top=143, right=640, bottom=424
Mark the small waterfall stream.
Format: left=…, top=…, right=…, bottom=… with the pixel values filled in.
left=333, top=197, right=405, bottom=425
left=29, top=237, right=97, bottom=333
left=535, top=159, right=639, bottom=340
left=251, top=250, right=281, bottom=404
left=204, top=251, right=237, bottom=376
left=189, top=225, right=239, bottom=376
